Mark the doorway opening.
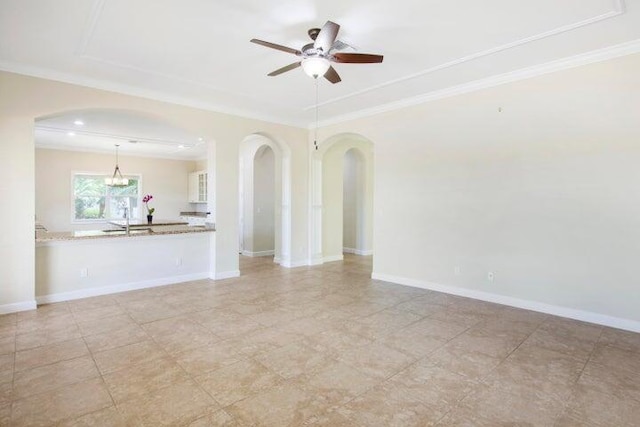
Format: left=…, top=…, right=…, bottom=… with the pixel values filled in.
left=310, top=133, right=373, bottom=266
left=248, top=145, right=275, bottom=257
left=238, top=134, right=292, bottom=271
left=343, top=148, right=369, bottom=256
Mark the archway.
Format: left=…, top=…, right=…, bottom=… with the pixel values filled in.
left=34, top=108, right=213, bottom=231
left=309, top=133, right=374, bottom=265
left=239, top=133, right=292, bottom=268
left=32, top=107, right=221, bottom=300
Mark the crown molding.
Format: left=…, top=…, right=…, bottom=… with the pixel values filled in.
left=0, top=60, right=304, bottom=129
left=316, top=38, right=640, bottom=128
left=35, top=125, right=200, bottom=148
left=4, top=33, right=638, bottom=134
left=71, top=0, right=301, bottom=125
left=34, top=142, right=205, bottom=161
left=78, top=53, right=265, bottom=109
left=306, top=0, right=626, bottom=111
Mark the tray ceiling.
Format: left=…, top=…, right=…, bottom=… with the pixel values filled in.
left=1, top=0, right=639, bottom=128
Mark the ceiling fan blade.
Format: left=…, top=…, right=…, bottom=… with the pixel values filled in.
left=314, top=21, right=340, bottom=53
left=333, top=52, right=384, bottom=63
left=324, top=66, right=341, bottom=84
left=268, top=62, right=301, bottom=76
left=250, top=39, right=301, bottom=56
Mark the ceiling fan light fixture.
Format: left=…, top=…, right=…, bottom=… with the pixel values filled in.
left=251, top=20, right=383, bottom=84
left=301, top=57, right=330, bottom=78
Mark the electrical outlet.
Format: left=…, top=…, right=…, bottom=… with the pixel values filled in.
left=454, top=266, right=461, bottom=276
left=176, top=258, right=183, bottom=267
left=80, top=268, right=88, bottom=278
left=487, top=271, right=494, bottom=282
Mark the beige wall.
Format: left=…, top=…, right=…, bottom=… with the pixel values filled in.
left=343, top=148, right=369, bottom=253
left=343, top=150, right=358, bottom=250
left=252, top=146, right=276, bottom=253
left=195, top=159, right=207, bottom=170
left=35, top=148, right=197, bottom=231
left=319, top=53, right=640, bottom=327
left=0, top=70, right=309, bottom=310
left=0, top=117, right=35, bottom=310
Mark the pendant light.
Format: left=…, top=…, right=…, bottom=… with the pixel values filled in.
left=105, top=144, right=129, bottom=187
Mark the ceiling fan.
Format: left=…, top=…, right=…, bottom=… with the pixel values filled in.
left=250, top=21, right=383, bottom=84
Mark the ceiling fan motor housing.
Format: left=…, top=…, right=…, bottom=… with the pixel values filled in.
left=308, top=28, right=321, bottom=40
left=302, top=43, right=317, bottom=55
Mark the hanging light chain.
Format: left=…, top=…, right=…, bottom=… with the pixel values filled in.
left=314, top=77, right=319, bottom=150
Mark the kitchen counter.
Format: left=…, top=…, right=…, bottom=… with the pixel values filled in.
left=36, top=224, right=215, bottom=243
left=109, top=219, right=188, bottom=227
left=179, top=211, right=209, bottom=218
left=36, top=223, right=216, bottom=302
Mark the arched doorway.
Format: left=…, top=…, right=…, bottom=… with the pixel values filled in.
left=309, top=133, right=374, bottom=265
left=239, top=133, right=292, bottom=268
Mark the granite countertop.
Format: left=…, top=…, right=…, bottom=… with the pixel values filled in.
left=109, top=219, right=188, bottom=227
left=179, top=212, right=209, bottom=218
left=36, top=224, right=215, bottom=243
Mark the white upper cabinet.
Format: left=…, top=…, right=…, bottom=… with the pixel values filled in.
left=188, top=170, right=207, bottom=203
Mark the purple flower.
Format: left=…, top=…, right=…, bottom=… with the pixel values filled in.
left=143, top=194, right=155, bottom=215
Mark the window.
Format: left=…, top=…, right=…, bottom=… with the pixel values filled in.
left=73, top=173, right=141, bottom=222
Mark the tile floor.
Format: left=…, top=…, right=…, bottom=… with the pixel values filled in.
left=1, top=255, right=639, bottom=426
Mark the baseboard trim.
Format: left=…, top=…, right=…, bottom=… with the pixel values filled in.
left=308, top=257, right=324, bottom=266
left=343, top=247, right=373, bottom=256
left=322, top=255, right=344, bottom=263
left=281, top=259, right=310, bottom=268
left=371, top=272, right=640, bottom=333
left=215, top=270, right=240, bottom=280
left=36, top=272, right=210, bottom=304
left=0, top=300, right=37, bottom=314
left=242, top=250, right=275, bottom=257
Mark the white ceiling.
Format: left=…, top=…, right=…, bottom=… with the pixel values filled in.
left=35, top=109, right=208, bottom=160
left=2, top=0, right=640, bottom=130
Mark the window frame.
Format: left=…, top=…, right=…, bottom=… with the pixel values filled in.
left=70, top=171, right=143, bottom=224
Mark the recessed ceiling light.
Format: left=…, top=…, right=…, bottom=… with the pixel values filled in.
left=73, top=120, right=84, bottom=126
left=198, top=137, right=203, bottom=142
left=178, top=145, right=185, bottom=149
left=67, top=131, right=75, bottom=137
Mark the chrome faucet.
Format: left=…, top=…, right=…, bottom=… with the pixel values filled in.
left=123, top=207, right=130, bottom=236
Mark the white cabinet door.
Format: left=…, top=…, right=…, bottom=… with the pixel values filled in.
left=188, top=171, right=208, bottom=203
left=198, top=172, right=207, bottom=202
